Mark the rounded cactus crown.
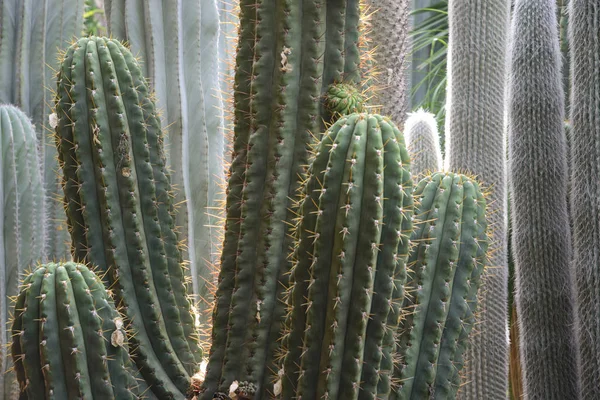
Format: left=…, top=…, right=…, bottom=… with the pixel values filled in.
left=323, top=83, right=366, bottom=117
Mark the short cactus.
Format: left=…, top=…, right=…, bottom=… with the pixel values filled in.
left=404, top=109, right=443, bottom=177
left=281, top=113, right=413, bottom=399
left=54, top=36, right=202, bottom=398
left=323, top=83, right=366, bottom=118
left=0, top=105, right=46, bottom=399
left=391, top=172, right=489, bottom=399
left=10, top=262, right=140, bottom=399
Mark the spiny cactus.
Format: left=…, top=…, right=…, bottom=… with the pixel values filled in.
left=445, top=1, right=511, bottom=397
left=11, top=262, right=140, bottom=399
left=323, top=83, right=366, bottom=118
left=54, top=36, right=202, bottom=399
left=507, top=0, right=578, bottom=398
left=391, top=172, right=488, bottom=399
left=104, top=1, right=226, bottom=310
left=364, top=0, right=411, bottom=125
left=570, top=0, right=600, bottom=398
left=404, top=109, right=443, bottom=177
left=201, top=1, right=363, bottom=398
left=0, top=0, right=84, bottom=260
left=280, top=113, right=413, bottom=399
left=0, top=105, right=46, bottom=400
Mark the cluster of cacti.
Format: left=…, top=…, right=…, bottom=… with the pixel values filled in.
left=404, top=109, right=443, bottom=177
left=0, top=105, right=46, bottom=400
left=445, top=0, right=511, bottom=397
left=281, top=113, right=413, bottom=399
left=570, top=0, right=600, bottom=398
left=507, top=0, right=578, bottom=398
left=11, top=262, right=141, bottom=399
left=104, top=0, right=227, bottom=324
left=0, top=0, right=84, bottom=260
left=53, top=36, right=202, bottom=399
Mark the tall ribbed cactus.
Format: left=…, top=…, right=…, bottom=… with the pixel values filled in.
left=391, top=172, right=488, bottom=399
left=104, top=1, right=226, bottom=311
left=201, top=1, right=363, bottom=398
left=570, top=0, right=600, bottom=398
left=0, top=0, right=84, bottom=260
left=281, top=113, right=413, bottom=399
left=364, top=0, right=411, bottom=125
left=445, top=1, right=511, bottom=397
left=507, top=0, right=578, bottom=398
left=0, top=105, right=46, bottom=400
left=54, top=36, right=202, bottom=399
left=11, top=262, right=140, bottom=399
left=404, top=109, right=443, bottom=177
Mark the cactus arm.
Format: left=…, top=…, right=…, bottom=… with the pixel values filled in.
left=344, top=0, right=361, bottom=83
left=0, top=0, right=18, bottom=103
left=105, top=0, right=126, bottom=40
left=445, top=1, right=511, bottom=397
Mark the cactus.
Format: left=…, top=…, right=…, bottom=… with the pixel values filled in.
left=570, top=0, right=600, bottom=398
left=404, top=109, right=443, bottom=177
left=364, top=0, right=411, bottom=125
left=10, top=262, right=140, bottom=399
left=280, top=113, right=413, bottom=399
left=0, top=0, right=84, bottom=260
left=104, top=0, right=226, bottom=308
left=54, top=36, right=202, bottom=398
left=391, top=172, right=488, bottom=399
left=445, top=1, right=511, bottom=397
left=0, top=105, right=46, bottom=399
left=323, top=83, right=366, bottom=118
left=507, top=0, right=578, bottom=398
left=200, top=1, right=364, bottom=398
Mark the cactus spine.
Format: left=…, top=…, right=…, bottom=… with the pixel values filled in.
left=281, top=113, right=413, bottom=399
left=391, top=172, right=488, bottom=399
left=570, top=0, right=600, bottom=397
left=201, top=0, right=363, bottom=398
left=445, top=1, right=511, bottom=397
left=104, top=1, right=226, bottom=305
left=11, top=262, right=140, bottom=399
left=507, top=0, right=578, bottom=398
left=54, top=36, right=202, bottom=399
left=0, top=105, right=46, bottom=400
left=404, top=109, right=443, bottom=178
left=0, top=0, right=84, bottom=260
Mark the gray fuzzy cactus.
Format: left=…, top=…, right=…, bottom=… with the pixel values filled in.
left=445, top=1, right=511, bottom=397
left=0, top=0, right=84, bottom=260
left=404, top=108, right=443, bottom=177
left=105, top=0, right=226, bottom=317
left=281, top=113, right=413, bottom=399
left=507, top=0, right=578, bottom=398
left=364, top=0, right=411, bottom=124
left=0, top=105, right=46, bottom=400
left=570, top=0, right=600, bottom=398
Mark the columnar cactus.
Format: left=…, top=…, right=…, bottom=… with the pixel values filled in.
left=280, top=113, right=413, bottom=399
left=11, top=262, right=140, bottom=399
left=201, top=0, right=363, bottom=398
left=0, top=0, right=84, bottom=260
left=507, top=0, right=578, bottom=398
left=570, top=0, right=600, bottom=398
left=364, top=0, right=411, bottom=125
left=404, top=109, right=443, bottom=177
left=445, top=1, right=511, bottom=397
left=54, top=36, right=202, bottom=399
left=0, top=105, right=46, bottom=400
left=391, top=172, right=489, bottom=399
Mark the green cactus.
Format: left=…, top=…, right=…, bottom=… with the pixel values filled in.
left=0, top=0, right=84, bottom=260
left=391, top=172, right=488, bottom=399
left=569, top=0, right=600, bottom=398
left=104, top=0, right=227, bottom=313
left=323, top=83, right=366, bottom=118
left=54, top=36, right=202, bottom=399
left=10, top=262, right=140, bottom=399
left=201, top=1, right=363, bottom=398
left=507, top=0, right=578, bottom=398
left=445, top=1, right=511, bottom=397
left=280, top=113, right=413, bottom=399
left=404, top=108, right=443, bottom=178
left=0, top=105, right=46, bottom=400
